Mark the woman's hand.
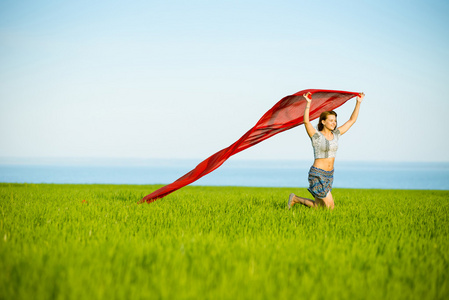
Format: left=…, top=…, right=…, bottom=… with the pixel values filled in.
left=303, top=92, right=312, bottom=103
left=357, top=92, right=365, bottom=103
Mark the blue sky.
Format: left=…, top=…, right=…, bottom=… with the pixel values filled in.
left=1, top=0, right=448, bottom=162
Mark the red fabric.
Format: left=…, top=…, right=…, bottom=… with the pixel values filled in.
left=140, top=89, right=359, bottom=203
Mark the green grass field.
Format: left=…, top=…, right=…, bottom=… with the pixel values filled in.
left=0, top=183, right=448, bottom=300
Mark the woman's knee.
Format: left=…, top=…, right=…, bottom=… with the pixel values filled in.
left=324, top=192, right=334, bottom=209
left=314, top=198, right=331, bottom=209
left=318, top=192, right=334, bottom=209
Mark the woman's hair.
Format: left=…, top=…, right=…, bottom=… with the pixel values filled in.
left=317, top=111, right=337, bottom=131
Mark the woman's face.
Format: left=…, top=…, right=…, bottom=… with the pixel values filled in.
left=322, top=115, right=337, bottom=131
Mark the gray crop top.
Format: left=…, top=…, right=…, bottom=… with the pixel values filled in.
left=310, top=129, right=340, bottom=159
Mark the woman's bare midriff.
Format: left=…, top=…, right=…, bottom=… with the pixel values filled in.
left=313, top=158, right=335, bottom=171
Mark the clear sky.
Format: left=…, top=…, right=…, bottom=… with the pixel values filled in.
left=1, top=0, right=448, bottom=163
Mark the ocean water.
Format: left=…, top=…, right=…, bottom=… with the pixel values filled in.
left=0, top=158, right=448, bottom=190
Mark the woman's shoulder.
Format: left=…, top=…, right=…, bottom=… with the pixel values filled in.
left=332, top=128, right=341, bottom=140
left=311, top=130, right=321, bottom=140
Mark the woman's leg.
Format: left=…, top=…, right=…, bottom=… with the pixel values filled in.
left=315, top=192, right=334, bottom=209
left=288, top=193, right=316, bottom=209
left=288, top=192, right=334, bottom=209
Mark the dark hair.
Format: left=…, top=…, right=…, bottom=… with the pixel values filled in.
left=318, top=111, right=337, bottom=131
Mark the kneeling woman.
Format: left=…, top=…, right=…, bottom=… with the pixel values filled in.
left=288, top=91, right=365, bottom=209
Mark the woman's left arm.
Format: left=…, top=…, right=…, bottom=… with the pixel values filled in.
left=338, top=93, right=364, bottom=135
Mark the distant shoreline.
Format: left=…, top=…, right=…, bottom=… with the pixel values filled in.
left=1, top=159, right=448, bottom=190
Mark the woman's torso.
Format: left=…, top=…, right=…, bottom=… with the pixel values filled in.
left=310, top=129, right=340, bottom=171
left=313, top=157, right=335, bottom=171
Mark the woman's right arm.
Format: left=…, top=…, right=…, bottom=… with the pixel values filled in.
left=303, top=92, right=316, bottom=138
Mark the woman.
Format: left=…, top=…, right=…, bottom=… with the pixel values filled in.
left=288, top=91, right=365, bottom=209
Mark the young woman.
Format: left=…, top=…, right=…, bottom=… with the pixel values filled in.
left=288, top=92, right=365, bottom=210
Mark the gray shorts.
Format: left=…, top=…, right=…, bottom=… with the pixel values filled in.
left=307, top=166, right=334, bottom=199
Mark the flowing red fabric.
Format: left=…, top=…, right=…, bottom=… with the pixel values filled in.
left=140, top=89, right=359, bottom=203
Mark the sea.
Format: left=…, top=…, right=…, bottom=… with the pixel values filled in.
left=1, top=158, right=448, bottom=190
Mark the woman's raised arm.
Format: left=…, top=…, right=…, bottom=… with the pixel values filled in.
left=303, top=92, right=316, bottom=138
left=338, top=92, right=364, bottom=135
